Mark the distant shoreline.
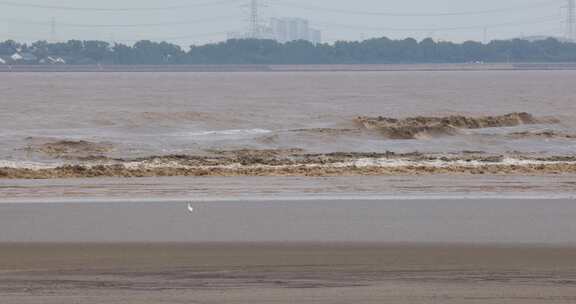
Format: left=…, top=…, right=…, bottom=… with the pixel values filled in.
left=1, top=63, right=576, bottom=72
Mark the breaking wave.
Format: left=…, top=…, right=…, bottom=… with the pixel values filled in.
left=355, top=112, right=543, bottom=139
left=2, top=150, right=576, bottom=179
left=23, top=140, right=114, bottom=159
left=3, top=113, right=574, bottom=179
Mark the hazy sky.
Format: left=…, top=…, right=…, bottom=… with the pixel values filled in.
left=0, top=0, right=567, bottom=46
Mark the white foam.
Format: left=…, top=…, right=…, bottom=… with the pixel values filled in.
left=119, top=157, right=576, bottom=171
left=342, top=157, right=576, bottom=168
left=183, top=129, right=272, bottom=137
left=2, top=157, right=575, bottom=172
left=0, top=160, right=62, bottom=170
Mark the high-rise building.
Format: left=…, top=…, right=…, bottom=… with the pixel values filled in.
left=269, top=18, right=320, bottom=44
left=270, top=18, right=289, bottom=42
left=309, top=29, right=322, bottom=45
left=229, top=17, right=322, bottom=44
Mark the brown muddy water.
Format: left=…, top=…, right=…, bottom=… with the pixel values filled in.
left=0, top=71, right=575, bottom=174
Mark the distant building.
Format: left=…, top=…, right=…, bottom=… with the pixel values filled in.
left=309, top=29, right=322, bottom=45
left=39, top=56, right=66, bottom=65
left=269, top=18, right=322, bottom=44
left=228, top=17, right=322, bottom=44
left=10, top=53, right=23, bottom=61
left=11, top=52, right=38, bottom=63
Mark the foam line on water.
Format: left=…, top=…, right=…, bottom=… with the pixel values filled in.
left=182, top=129, right=272, bottom=137
left=0, top=160, right=62, bottom=170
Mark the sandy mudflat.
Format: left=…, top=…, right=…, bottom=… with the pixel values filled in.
left=2, top=199, right=576, bottom=303
left=1, top=243, right=576, bottom=304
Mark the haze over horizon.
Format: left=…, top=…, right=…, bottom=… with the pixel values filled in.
left=0, top=0, right=569, bottom=47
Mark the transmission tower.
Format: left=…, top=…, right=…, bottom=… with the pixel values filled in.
left=568, top=0, right=575, bottom=41
left=249, top=0, right=259, bottom=38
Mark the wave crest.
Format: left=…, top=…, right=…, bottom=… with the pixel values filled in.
left=355, top=112, right=541, bottom=139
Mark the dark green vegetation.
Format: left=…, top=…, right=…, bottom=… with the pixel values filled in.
left=1, top=37, right=576, bottom=65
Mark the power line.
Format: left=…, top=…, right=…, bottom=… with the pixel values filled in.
left=115, top=31, right=230, bottom=43
left=0, top=0, right=240, bottom=11
left=273, top=0, right=558, bottom=17
left=1, top=16, right=234, bottom=28
left=311, top=16, right=560, bottom=33
left=2, top=31, right=231, bottom=44
left=1, top=0, right=567, bottom=45
left=518, top=26, right=564, bottom=37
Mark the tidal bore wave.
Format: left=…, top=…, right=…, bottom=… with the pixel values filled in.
left=2, top=150, right=576, bottom=179
left=354, top=112, right=546, bottom=139
left=3, top=113, right=574, bottom=179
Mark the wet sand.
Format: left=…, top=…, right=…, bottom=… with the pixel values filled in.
left=2, top=199, right=576, bottom=243
left=2, top=175, right=575, bottom=202
left=1, top=243, right=576, bottom=304
left=2, top=199, right=576, bottom=303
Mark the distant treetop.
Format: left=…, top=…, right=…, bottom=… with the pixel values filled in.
left=0, top=37, right=575, bottom=65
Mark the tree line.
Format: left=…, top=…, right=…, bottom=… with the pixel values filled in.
left=1, top=37, right=575, bottom=65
